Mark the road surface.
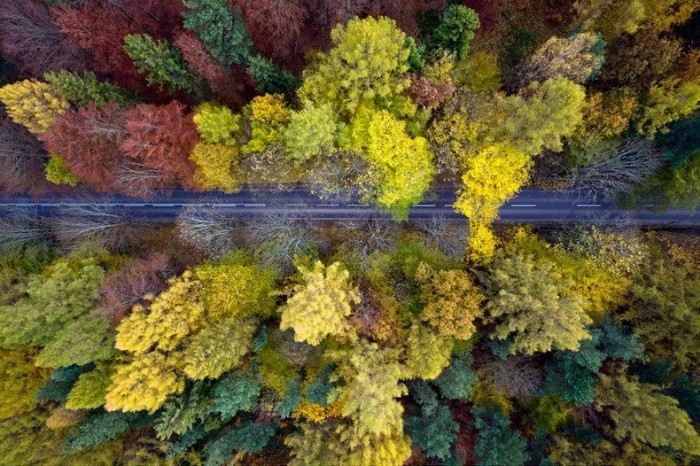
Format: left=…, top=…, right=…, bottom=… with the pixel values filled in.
left=0, top=188, right=698, bottom=226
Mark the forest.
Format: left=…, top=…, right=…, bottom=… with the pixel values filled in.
left=0, top=0, right=699, bottom=465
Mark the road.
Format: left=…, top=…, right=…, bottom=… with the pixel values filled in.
left=0, top=188, right=698, bottom=226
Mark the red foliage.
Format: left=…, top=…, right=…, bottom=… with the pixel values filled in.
left=120, top=101, right=199, bottom=191
left=450, top=401, right=478, bottom=466
left=463, top=0, right=504, bottom=31
left=368, top=0, right=447, bottom=37
left=0, top=109, right=50, bottom=194
left=53, top=0, right=184, bottom=95
left=40, top=104, right=126, bottom=192
left=407, top=73, right=456, bottom=110
left=235, top=0, right=307, bottom=59
left=174, top=31, right=254, bottom=109
left=0, top=0, right=87, bottom=77
left=99, top=252, right=173, bottom=323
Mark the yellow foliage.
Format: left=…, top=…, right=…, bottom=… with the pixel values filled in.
left=45, top=407, right=84, bottom=430
left=402, top=323, right=453, bottom=380
left=189, top=143, right=240, bottom=193
left=468, top=222, right=498, bottom=264
left=470, top=379, right=514, bottom=415
left=242, top=94, right=291, bottom=154
left=0, top=80, right=69, bottom=134
left=292, top=401, right=328, bottom=423
left=105, top=351, right=184, bottom=413
left=416, top=263, right=485, bottom=339
left=280, top=261, right=360, bottom=345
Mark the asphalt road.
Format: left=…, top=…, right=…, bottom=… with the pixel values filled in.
left=1, top=188, right=698, bottom=226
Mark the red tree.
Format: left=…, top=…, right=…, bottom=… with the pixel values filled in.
left=0, top=109, right=49, bottom=194
left=53, top=0, right=184, bottom=95
left=0, top=0, right=87, bottom=77
left=174, top=31, right=254, bottom=108
left=408, top=73, right=456, bottom=110
left=40, top=104, right=126, bottom=192
left=120, top=101, right=199, bottom=191
left=235, top=0, right=307, bottom=59
left=99, top=252, right=173, bottom=323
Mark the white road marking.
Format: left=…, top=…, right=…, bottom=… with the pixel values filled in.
left=576, top=204, right=601, bottom=207
left=316, top=203, right=339, bottom=207
left=510, top=204, right=537, bottom=207
left=285, top=203, right=307, bottom=207
left=348, top=204, right=370, bottom=208
left=414, top=204, right=436, bottom=207
left=444, top=204, right=454, bottom=208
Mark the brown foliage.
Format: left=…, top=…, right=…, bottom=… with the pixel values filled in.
left=40, top=104, right=126, bottom=192
left=53, top=0, right=184, bottom=95
left=0, top=0, right=87, bottom=77
left=408, top=73, right=456, bottom=110
left=463, top=0, right=504, bottom=31
left=0, top=109, right=49, bottom=194
left=236, top=0, right=307, bottom=59
left=120, top=101, right=199, bottom=191
left=173, top=31, right=253, bottom=108
left=99, top=252, right=173, bottom=323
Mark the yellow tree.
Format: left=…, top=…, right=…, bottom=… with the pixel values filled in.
left=189, top=143, right=240, bottom=192
left=455, top=143, right=532, bottom=263
left=0, top=80, right=69, bottom=134
left=192, top=102, right=240, bottom=146
left=241, top=94, right=291, bottom=154
left=280, top=261, right=360, bottom=345
left=416, top=262, right=485, bottom=340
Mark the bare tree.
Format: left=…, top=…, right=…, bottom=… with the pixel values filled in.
left=0, top=110, right=48, bottom=193
left=176, top=206, right=239, bottom=257
left=0, top=207, right=51, bottom=252
left=415, top=215, right=468, bottom=260
left=558, top=138, right=664, bottom=200
left=49, top=203, right=137, bottom=252
left=336, top=216, right=400, bottom=267
left=242, top=210, right=316, bottom=273
left=479, top=356, right=543, bottom=400
left=114, top=160, right=165, bottom=198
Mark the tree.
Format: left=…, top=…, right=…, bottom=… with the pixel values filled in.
left=435, top=352, right=479, bottom=400
left=65, top=410, right=152, bottom=453
left=299, top=16, right=411, bottom=116
left=512, top=32, right=605, bottom=89
left=0, top=80, right=69, bottom=134
left=246, top=54, right=300, bottom=96
left=498, top=77, right=586, bottom=156
left=35, top=315, right=115, bottom=368
left=576, top=0, right=648, bottom=40
left=485, top=253, right=592, bottom=355
left=43, top=70, right=138, bottom=108
left=0, top=256, right=104, bottom=349
left=402, top=323, right=453, bottom=380
left=284, top=102, right=339, bottom=163
left=241, top=94, right=291, bottom=154
left=0, top=0, right=85, bottom=77
left=472, top=406, right=530, bottom=466
left=357, top=109, right=435, bottom=220
left=0, top=108, right=49, bottom=193
left=123, top=34, right=201, bottom=96
left=45, top=154, right=78, bottom=187
left=66, top=364, right=113, bottom=410
left=236, top=0, right=307, bottom=59
left=596, top=369, right=700, bottom=456
left=120, top=101, right=199, bottom=191
left=193, top=102, right=240, bottom=146
left=182, top=0, right=253, bottom=67
left=636, top=80, right=700, bottom=139
left=40, top=103, right=125, bottom=191
left=416, top=263, right=484, bottom=340
left=280, top=261, right=360, bottom=345
left=190, top=143, right=240, bottom=192
left=427, top=5, right=480, bottom=60
left=0, top=349, right=49, bottom=420
left=406, top=402, right=459, bottom=460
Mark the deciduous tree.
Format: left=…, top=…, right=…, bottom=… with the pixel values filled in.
left=0, top=80, right=69, bottom=134
left=284, top=102, right=339, bottom=163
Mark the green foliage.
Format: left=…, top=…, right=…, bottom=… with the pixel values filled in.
left=278, top=379, right=302, bottom=418
left=636, top=81, right=700, bottom=139
left=405, top=386, right=459, bottom=460
left=427, top=5, right=480, bottom=60
left=64, top=410, right=152, bottom=453
left=544, top=330, right=604, bottom=403
left=247, top=54, right=300, bottom=96
left=193, top=102, right=240, bottom=146
left=35, top=365, right=91, bottom=404
left=299, top=17, right=411, bottom=116
left=45, top=154, right=79, bottom=186
left=203, top=421, right=276, bottom=466
left=284, top=102, right=339, bottom=163
left=155, top=381, right=213, bottom=439
left=526, top=395, right=571, bottom=433
left=0, top=349, right=49, bottom=420
left=66, top=364, right=112, bottom=410
left=656, top=113, right=700, bottom=168
left=212, top=374, right=260, bottom=421
left=0, top=256, right=104, bottom=349
left=182, top=0, right=253, bottom=67
left=43, top=70, right=138, bottom=108
left=123, top=34, right=201, bottom=95
left=36, top=315, right=115, bottom=368
left=405, top=37, right=426, bottom=72
left=435, top=352, right=478, bottom=400
left=472, top=406, right=530, bottom=466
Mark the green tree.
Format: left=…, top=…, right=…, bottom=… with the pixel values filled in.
left=193, top=102, right=240, bottom=146
left=0, top=349, right=49, bottom=420
left=66, top=364, right=113, bottom=410
left=299, top=17, right=411, bottom=116
left=405, top=382, right=459, bottom=460
left=284, top=102, right=339, bottom=163
left=203, top=421, right=276, bottom=465
left=0, top=80, right=69, bottom=134
left=472, top=406, right=530, bottom=466
left=486, top=253, right=592, bottom=354
left=280, top=261, right=360, bottom=345
left=636, top=80, right=700, bottom=139
left=427, top=5, right=480, bottom=60
left=402, top=323, right=453, bottom=380
left=246, top=54, right=300, bottom=96
left=498, top=77, right=586, bottom=156
left=35, top=315, right=114, bottom=368
left=65, top=410, right=152, bottom=453
left=43, top=70, right=137, bottom=108
left=435, top=352, right=479, bottom=400
left=182, top=0, right=253, bottom=67
left=212, top=374, right=260, bottom=421
left=45, top=154, right=79, bottom=186
left=241, top=94, right=291, bottom=154
left=123, top=34, right=201, bottom=95
left=596, top=369, right=700, bottom=456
